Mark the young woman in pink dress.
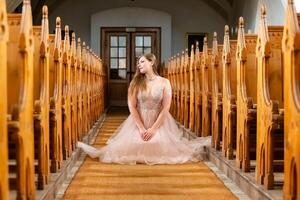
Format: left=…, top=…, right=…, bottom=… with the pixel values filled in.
left=77, top=53, right=211, bottom=165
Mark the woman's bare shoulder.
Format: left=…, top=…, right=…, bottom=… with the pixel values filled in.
left=158, top=76, right=169, bottom=83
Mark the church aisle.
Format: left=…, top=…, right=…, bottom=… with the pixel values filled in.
left=62, top=109, right=238, bottom=200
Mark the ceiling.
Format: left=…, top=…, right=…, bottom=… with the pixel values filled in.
left=8, top=0, right=236, bottom=23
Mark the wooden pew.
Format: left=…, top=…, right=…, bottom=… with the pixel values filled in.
left=88, top=47, right=93, bottom=130
left=100, top=57, right=105, bottom=116
left=99, top=57, right=106, bottom=117
left=222, top=25, right=237, bottom=159
left=194, top=42, right=202, bottom=136
left=167, top=58, right=171, bottom=113
left=92, top=52, right=97, bottom=123
left=32, top=5, right=50, bottom=189
left=184, top=49, right=190, bottom=129
left=168, top=58, right=174, bottom=116
left=235, top=17, right=258, bottom=172
left=7, top=0, right=36, bottom=198
left=180, top=51, right=185, bottom=125
left=91, top=53, right=97, bottom=124
left=70, top=32, right=78, bottom=150
left=169, top=57, right=176, bottom=117
left=49, top=17, right=63, bottom=173
left=76, top=38, right=83, bottom=140
left=255, top=6, right=284, bottom=189
left=189, top=45, right=195, bottom=132
left=282, top=0, right=300, bottom=198
left=89, top=52, right=93, bottom=125
left=85, top=44, right=90, bottom=133
left=94, top=56, right=101, bottom=120
left=176, top=54, right=181, bottom=123
left=0, top=0, right=9, bottom=199
left=82, top=42, right=88, bottom=134
left=201, top=37, right=212, bottom=137
left=62, top=26, right=72, bottom=159
left=211, top=32, right=223, bottom=150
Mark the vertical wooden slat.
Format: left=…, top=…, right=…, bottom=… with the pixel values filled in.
left=0, top=0, right=8, bottom=198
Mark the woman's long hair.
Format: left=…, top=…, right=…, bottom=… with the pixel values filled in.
left=128, top=53, right=159, bottom=94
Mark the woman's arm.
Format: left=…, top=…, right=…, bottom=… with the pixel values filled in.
left=128, top=88, right=146, bottom=132
left=149, top=78, right=172, bottom=131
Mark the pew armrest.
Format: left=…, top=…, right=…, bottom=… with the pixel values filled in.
left=272, top=113, right=284, bottom=129
left=34, top=100, right=41, bottom=114
left=7, top=120, right=19, bottom=130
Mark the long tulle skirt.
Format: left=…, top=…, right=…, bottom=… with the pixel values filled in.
left=78, top=112, right=211, bottom=165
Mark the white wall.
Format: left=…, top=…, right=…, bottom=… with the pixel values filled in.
left=281, top=0, right=300, bottom=12
left=91, top=7, right=171, bottom=62
left=48, top=0, right=228, bottom=62
left=254, top=0, right=285, bottom=32
left=234, top=0, right=259, bottom=32
left=233, top=0, right=286, bottom=33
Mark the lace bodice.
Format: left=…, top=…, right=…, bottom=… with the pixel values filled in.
left=128, top=76, right=172, bottom=129
left=137, top=77, right=165, bottom=111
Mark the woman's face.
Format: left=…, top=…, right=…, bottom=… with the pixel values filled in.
left=138, top=56, right=153, bottom=74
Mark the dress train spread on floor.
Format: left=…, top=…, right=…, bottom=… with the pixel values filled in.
left=78, top=76, right=211, bottom=165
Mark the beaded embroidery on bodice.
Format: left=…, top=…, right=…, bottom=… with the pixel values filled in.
left=137, top=77, right=164, bottom=111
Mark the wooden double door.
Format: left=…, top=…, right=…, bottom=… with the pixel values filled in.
left=102, top=27, right=161, bottom=106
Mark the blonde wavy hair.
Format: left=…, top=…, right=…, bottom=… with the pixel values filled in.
left=128, top=53, right=159, bottom=94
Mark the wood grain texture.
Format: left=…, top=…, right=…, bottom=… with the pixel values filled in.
left=63, top=110, right=237, bottom=200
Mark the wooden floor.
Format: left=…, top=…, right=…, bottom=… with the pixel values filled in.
left=62, top=108, right=238, bottom=200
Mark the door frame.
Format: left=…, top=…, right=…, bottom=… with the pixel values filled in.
left=100, top=27, right=161, bottom=106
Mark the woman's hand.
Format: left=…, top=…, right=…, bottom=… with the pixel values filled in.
left=143, top=127, right=157, bottom=141
left=139, top=127, right=147, bottom=140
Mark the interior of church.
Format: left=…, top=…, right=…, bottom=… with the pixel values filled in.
left=1, top=0, right=300, bottom=199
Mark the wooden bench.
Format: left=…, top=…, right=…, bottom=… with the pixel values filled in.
left=49, top=17, right=63, bottom=173
left=76, top=38, right=83, bottom=140
left=7, top=1, right=35, bottom=198
left=211, top=32, right=223, bottom=150
left=32, top=5, right=50, bottom=190
left=70, top=32, right=78, bottom=150
left=184, top=49, right=190, bottom=129
left=201, top=37, right=212, bottom=137
left=0, top=0, right=9, bottom=199
left=168, top=57, right=175, bottom=117
left=189, top=45, right=195, bottom=132
left=194, top=42, right=202, bottom=136
left=82, top=42, right=88, bottom=134
left=235, top=17, right=258, bottom=172
left=176, top=54, right=182, bottom=123
left=61, top=26, right=72, bottom=159
left=180, top=51, right=185, bottom=125
left=222, top=25, right=237, bottom=160
left=255, top=6, right=284, bottom=189
left=282, top=0, right=300, bottom=198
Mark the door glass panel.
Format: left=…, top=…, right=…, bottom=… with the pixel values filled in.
left=119, top=36, right=126, bottom=46
left=109, top=35, right=127, bottom=80
left=135, top=36, right=143, bottom=47
left=110, top=58, right=118, bottom=69
left=144, top=47, right=151, bottom=54
left=119, top=59, right=126, bottom=69
left=119, top=48, right=126, bottom=57
left=110, top=47, right=118, bottom=57
left=118, top=69, right=127, bottom=80
left=135, top=35, right=152, bottom=57
left=110, top=36, right=118, bottom=46
left=135, top=47, right=143, bottom=57
left=144, top=36, right=151, bottom=46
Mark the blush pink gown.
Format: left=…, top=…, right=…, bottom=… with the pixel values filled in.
left=78, top=76, right=211, bottom=165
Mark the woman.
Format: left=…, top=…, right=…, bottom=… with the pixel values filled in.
left=77, top=53, right=211, bottom=165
